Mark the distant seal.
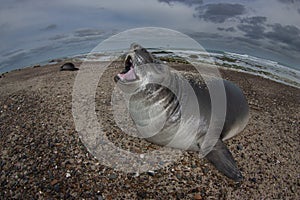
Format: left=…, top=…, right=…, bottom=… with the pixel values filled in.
left=60, top=62, right=78, bottom=71
left=114, top=43, right=249, bottom=181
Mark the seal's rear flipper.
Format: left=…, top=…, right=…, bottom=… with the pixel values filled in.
left=205, top=139, right=243, bottom=182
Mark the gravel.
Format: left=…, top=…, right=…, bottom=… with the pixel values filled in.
left=0, top=61, right=299, bottom=199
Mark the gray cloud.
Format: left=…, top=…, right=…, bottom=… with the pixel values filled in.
left=237, top=24, right=266, bottom=39
left=237, top=16, right=267, bottom=39
left=233, top=36, right=299, bottom=68
left=158, top=2, right=246, bottom=24
left=237, top=17, right=300, bottom=51
left=74, top=28, right=104, bottom=37
left=0, top=23, right=10, bottom=31
left=48, top=28, right=106, bottom=45
left=277, top=0, right=300, bottom=4
left=0, top=22, right=11, bottom=37
left=158, top=0, right=203, bottom=6
left=264, top=23, right=300, bottom=51
left=234, top=37, right=263, bottom=47
left=240, top=16, right=267, bottom=25
left=49, top=34, right=68, bottom=41
left=41, top=24, right=57, bottom=31
left=217, top=27, right=236, bottom=32
left=61, top=37, right=91, bottom=45
left=195, top=3, right=246, bottom=23
left=187, top=31, right=222, bottom=39
left=61, top=35, right=104, bottom=45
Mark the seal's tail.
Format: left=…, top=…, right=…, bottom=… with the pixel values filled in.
left=205, top=139, right=243, bottom=182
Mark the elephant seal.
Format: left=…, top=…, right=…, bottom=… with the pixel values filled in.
left=60, top=62, right=78, bottom=71
left=114, top=43, right=249, bottom=181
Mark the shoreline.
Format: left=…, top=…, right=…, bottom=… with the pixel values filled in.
left=1, top=48, right=299, bottom=89
left=0, top=61, right=299, bottom=199
left=2, top=61, right=299, bottom=90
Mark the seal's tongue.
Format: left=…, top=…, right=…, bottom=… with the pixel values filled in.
left=118, top=67, right=136, bottom=81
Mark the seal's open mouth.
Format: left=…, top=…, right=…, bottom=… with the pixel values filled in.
left=114, top=55, right=137, bottom=82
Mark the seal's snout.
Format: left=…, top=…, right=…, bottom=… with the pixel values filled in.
left=115, top=53, right=138, bottom=82
left=115, top=43, right=157, bottom=83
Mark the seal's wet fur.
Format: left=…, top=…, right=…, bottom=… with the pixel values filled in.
left=114, top=43, right=249, bottom=181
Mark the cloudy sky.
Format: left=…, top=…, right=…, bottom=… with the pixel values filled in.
left=0, top=0, right=299, bottom=72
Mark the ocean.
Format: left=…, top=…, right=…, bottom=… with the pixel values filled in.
left=1, top=46, right=299, bottom=89
left=67, top=48, right=300, bottom=89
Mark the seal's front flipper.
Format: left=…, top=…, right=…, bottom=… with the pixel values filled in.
left=205, top=139, right=243, bottom=182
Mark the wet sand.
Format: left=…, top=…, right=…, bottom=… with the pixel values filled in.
left=0, top=61, right=299, bottom=199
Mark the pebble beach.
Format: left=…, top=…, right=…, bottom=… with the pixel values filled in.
left=0, top=60, right=299, bottom=199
